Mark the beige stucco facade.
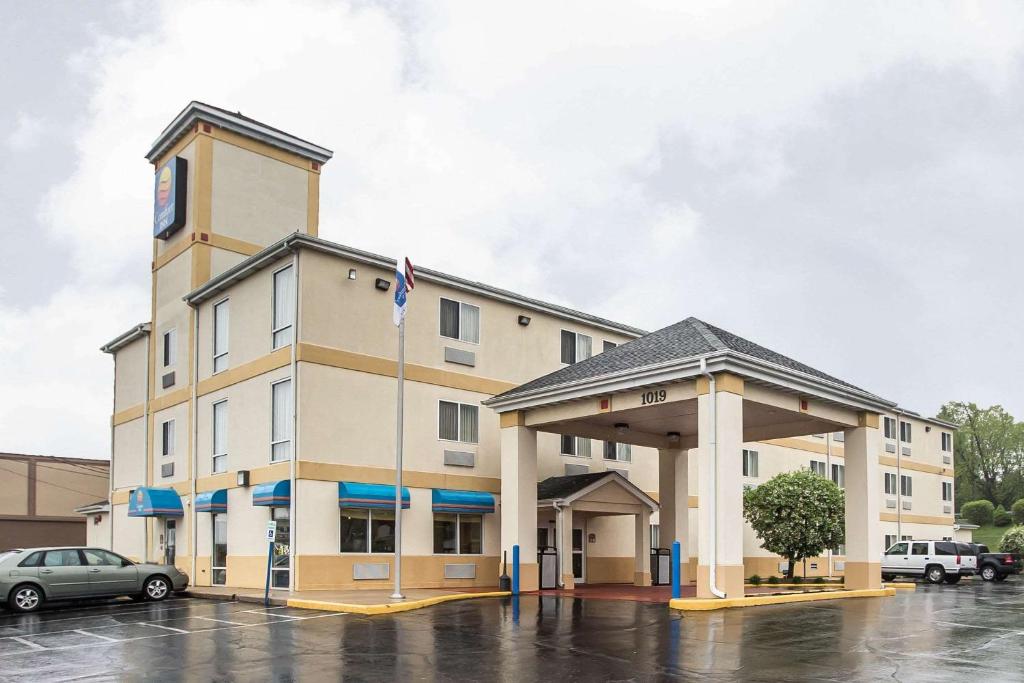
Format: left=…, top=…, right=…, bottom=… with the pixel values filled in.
left=95, top=103, right=957, bottom=595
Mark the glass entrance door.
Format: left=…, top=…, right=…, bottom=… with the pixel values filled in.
left=164, top=519, right=177, bottom=566
left=572, top=528, right=585, bottom=582
left=212, top=514, right=227, bottom=585
left=271, top=507, right=290, bottom=589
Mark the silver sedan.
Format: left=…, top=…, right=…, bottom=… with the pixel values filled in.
left=0, top=547, right=189, bottom=613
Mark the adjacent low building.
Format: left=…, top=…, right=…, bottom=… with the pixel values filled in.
left=93, top=102, right=957, bottom=595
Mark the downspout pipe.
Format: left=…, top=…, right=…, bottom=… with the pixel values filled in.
left=190, top=306, right=199, bottom=587
left=700, top=358, right=726, bottom=599
left=289, top=249, right=300, bottom=592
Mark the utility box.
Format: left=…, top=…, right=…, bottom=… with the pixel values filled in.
left=538, top=546, right=558, bottom=589
left=651, top=548, right=671, bottom=585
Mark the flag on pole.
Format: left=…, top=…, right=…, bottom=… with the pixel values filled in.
left=393, top=256, right=414, bottom=326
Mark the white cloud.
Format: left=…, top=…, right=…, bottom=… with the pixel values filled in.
left=6, top=112, right=44, bottom=151
left=5, top=0, right=1024, bottom=457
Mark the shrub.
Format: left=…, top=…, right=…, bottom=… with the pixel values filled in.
left=766, top=576, right=780, bottom=585
left=792, top=575, right=803, bottom=584
left=994, top=505, right=1012, bottom=527
left=813, top=576, right=825, bottom=584
left=749, top=574, right=762, bottom=586
left=1012, top=499, right=1024, bottom=525
left=962, top=499, right=995, bottom=526
left=999, top=525, right=1024, bottom=554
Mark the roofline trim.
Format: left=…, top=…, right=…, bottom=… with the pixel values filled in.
left=183, top=233, right=646, bottom=338
left=538, top=471, right=659, bottom=512
left=100, top=323, right=151, bottom=354
left=146, top=101, right=333, bottom=164
left=484, top=350, right=896, bottom=414
left=74, top=502, right=111, bottom=515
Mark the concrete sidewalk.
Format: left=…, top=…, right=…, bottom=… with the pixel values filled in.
left=184, top=585, right=509, bottom=614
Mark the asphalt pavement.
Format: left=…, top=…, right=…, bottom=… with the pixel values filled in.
left=1, top=579, right=1023, bottom=681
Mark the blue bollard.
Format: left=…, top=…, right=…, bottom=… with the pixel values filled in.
left=512, top=544, right=520, bottom=595
left=671, top=540, right=682, bottom=600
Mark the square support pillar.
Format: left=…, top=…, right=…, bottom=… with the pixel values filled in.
left=500, top=419, right=539, bottom=591
left=634, top=507, right=652, bottom=586
left=658, top=447, right=690, bottom=585
left=844, top=414, right=882, bottom=590
left=559, top=504, right=574, bottom=590
left=696, top=381, right=745, bottom=598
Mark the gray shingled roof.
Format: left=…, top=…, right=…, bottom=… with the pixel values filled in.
left=537, top=472, right=615, bottom=501
left=492, top=317, right=872, bottom=402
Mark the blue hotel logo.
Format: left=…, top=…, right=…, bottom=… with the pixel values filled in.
left=153, top=156, right=188, bottom=239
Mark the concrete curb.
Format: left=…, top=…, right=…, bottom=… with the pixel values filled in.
left=669, top=587, right=897, bottom=611
left=742, top=582, right=916, bottom=590
left=183, top=589, right=288, bottom=606
left=287, top=591, right=512, bottom=615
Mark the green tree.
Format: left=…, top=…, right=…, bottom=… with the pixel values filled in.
left=961, top=499, right=995, bottom=526
left=937, top=402, right=1024, bottom=508
left=742, top=469, right=845, bottom=580
left=994, top=505, right=1013, bottom=527
left=1012, top=499, right=1024, bottom=525
left=998, top=526, right=1024, bottom=555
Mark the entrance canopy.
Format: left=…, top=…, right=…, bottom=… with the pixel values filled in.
left=128, top=487, right=184, bottom=517
left=538, top=471, right=657, bottom=515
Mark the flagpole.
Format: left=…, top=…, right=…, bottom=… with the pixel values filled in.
left=392, top=302, right=406, bottom=599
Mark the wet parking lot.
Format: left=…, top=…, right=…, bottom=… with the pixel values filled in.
left=2, top=579, right=1023, bottom=681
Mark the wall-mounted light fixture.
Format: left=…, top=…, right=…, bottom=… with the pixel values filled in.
left=348, top=268, right=357, bottom=280
left=236, top=470, right=250, bottom=487
left=518, top=315, right=531, bottom=326
left=925, top=425, right=931, bottom=432
left=614, top=423, right=629, bottom=435
left=667, top=431, right=681, bottom=445
left=375, top=278, right=391, bottom=291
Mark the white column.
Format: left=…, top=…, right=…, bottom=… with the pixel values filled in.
left=634, top=507, right=652, bottom=586
left=658, top=448, right=690, bottom=584
left=844, top=415, right=882, bottom=590
left=696, top=378, right=745, bottom=598
left=500, top=417, right=539, bottom=591
left=559, top=504, right=574, bottom=589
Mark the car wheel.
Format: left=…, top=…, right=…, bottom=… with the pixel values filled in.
left=9, top=584, right=44, bottom=613
left=143, top=576, right=171, bottom=601
left=926, top=565, right=946, bottom=584
left=981, top=566, right=997, bottom=581
left=882, top=574, right=896, bottom=582
left=995, top=574, right=1008, bottom=582
left=944, top=575, right=962, bottom=584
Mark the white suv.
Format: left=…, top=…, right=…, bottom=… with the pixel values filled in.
left=881, top=540, right=973, bottom=584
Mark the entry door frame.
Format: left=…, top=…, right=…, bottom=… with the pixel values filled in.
left=571, top=521, right=586, bottom=584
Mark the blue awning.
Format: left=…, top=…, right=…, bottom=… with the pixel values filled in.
left=432, top=489, right=495, bottom=514
left=195, top=489, right=227, bottom=513
left=128, top=487, right=184, bottom=517
left=338, top=482, right=410, bottom=509
left=252, top=480, right=290, bottom=506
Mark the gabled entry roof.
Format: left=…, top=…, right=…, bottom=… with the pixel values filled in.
left=537, top=471, right=658, bottom=511
left=486, top=317, right=894, bottom=413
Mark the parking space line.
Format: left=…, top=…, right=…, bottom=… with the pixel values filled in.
left=195, top=616, right=246, bottom=626
left=10, top=637, right=45, bottom=651
left=73, top=629, right=121, bottom=643
left=140, top=623, right=190, bottom=634
left=239, top=609, right=300, bottom=619
left=0, top=599, right=234, bottom=629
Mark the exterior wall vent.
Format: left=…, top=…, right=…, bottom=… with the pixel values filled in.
left=444, top=450, right=475, bottom=467
left=162, top=371, right=175, bottom=389
left=444, top=347, right=476, bottom=367
left=885, top=443, right=897, bottom=454
left=353, top=562, right=390, bottom=580
left=444, top=564, right=476, bottom=579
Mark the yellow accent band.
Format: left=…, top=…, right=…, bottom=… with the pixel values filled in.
left=878, top=456, right=953, bottom=476
left=858, top=412, right=881, bottom=429
left=287, top=591, right=510, bottom=616
left=879, top=512, right=955, bottom=525
left=670, top=587, right=895, bottom=611
left=197, top=347, right=292, bottom=397
left=112, top=404, right=145, bottom=426
left=499, top=411, right=527, bottom=429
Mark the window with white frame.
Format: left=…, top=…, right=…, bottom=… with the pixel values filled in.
left=212, top=400, right=227, bottom=474
left=433, top=513, right=482, bottom=554
left=213, top=299, right=229, bottom=373
left=340, top=509, right=395, bottom=553
left=900, top=474, right=912, bottom=497
left=604, top=441, right=631, bottom=462
left=162, top=329, right=176, bottom=368
left=942, top=481, right=953, bottom=502
left=742, top=449, right=758, bottom=477
left=883, top=417, right=897, bottom=439
left=900, top=420, right=912, bottom=443
left=941, top=432, right=952, bottom=452
left=161, top=419, right=175, bottom=457
left=560, top=330, right=592, bottom=364
left=439, top=298, right=480, bottom=343
left=561, top=435, right=591, bottom=458
left=272, top=265, right=295, bottom=349
left=438, top=401, right=479, bottom=443
left=809, top=460, right=826, bottom=477
left=831, top=463, right=845, bottom=489
left=271, top=379, right=292, bottom=462
left=884, top=472, right=897, bottom=495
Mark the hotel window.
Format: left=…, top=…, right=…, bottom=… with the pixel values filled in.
left=884, top=472, right=897, bottom=495
left=161, top=419, right=175, bottom=457
left=211, top=514, right=227, bottom=586
left=439, top=298, right=480, bottom=343
left=340, top=509, right=395, bottom=553
left=162, top=329, right=176, bottom=367
left=831, top=463, right=845, bottom=489
left=438, top=401, right=479, bottom=444
left=742, top=449, right=758, bottom=478
left=941, top=432, right=952, bottom=452
left=900, top=421, right=912, bottom=443
left=561, top=436, right=591, bottom=458
left=900, top=474, right=913, bottom=497
left=271, top=379, right=292, bottom=462
left=942, top=481, right=953, bottom=502
left=883, top=417, right=897, bottom=439
left=603, top=340, right=617, bottom=353
left=604, top=441, right=631, bottom=462
left=560, top=330, right=592, bottom=364
left=433, top=513, right=483, bottom=555
left=213, top=299, right=229, bottom=373
left=212, top=400, right=227, bottom=474
left=809, top=460, right=826, bottom=477
left=272, top=265, right=295, bottom=349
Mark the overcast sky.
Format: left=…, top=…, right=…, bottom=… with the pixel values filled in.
left=2, top=1, right=1023, bottom=459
